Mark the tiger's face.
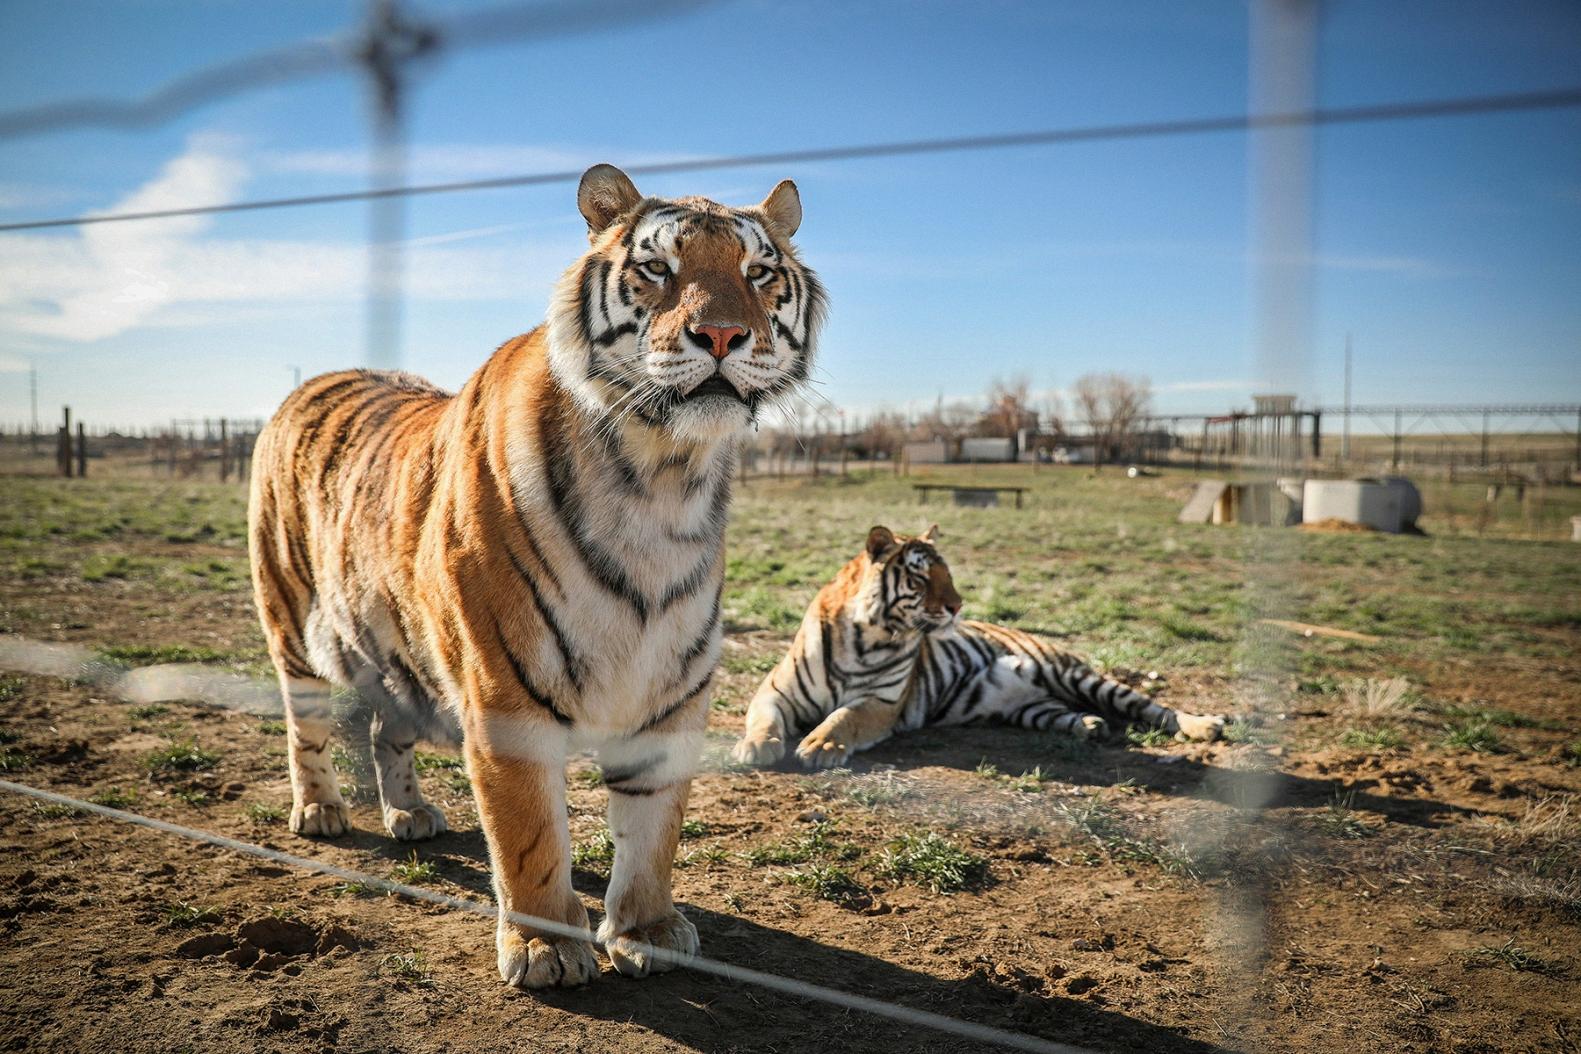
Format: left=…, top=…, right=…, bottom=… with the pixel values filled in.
left=857, top=525, right=962, bottom=635
left=548, top=164, right=826, bottom=445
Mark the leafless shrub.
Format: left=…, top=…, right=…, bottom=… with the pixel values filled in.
left=1342, top=676, right=1416, bottom=718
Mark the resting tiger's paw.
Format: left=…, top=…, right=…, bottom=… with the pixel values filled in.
left=1076, top=715, right=1109, bottom=740
left=599, top=910, right=699, bottom=979
left=731, top=735, right=785, bottom=767
left=384, top=802, right=448, bottom=841
left=497, top=929, right=599, bottom=989
left=1175, top=712, right=1227, bottom=742
left=795, top=731, right=852, bottom=769
left=290, top=801, right=351, bottom=838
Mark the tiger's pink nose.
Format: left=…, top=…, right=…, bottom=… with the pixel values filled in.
left=689, top=324, right=748, bottom=360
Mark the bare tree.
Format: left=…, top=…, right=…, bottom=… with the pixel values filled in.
left=1073, top=372, right=1153, bottom=466
left=978, top=374, right=1038, bottom=438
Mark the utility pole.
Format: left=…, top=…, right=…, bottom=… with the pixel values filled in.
left=289, top=364, right=302, bottom=390
left=1341, top=333, right=1352, bottom=462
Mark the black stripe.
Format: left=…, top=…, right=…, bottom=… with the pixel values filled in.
left=498, top=624, right=573, bottom=727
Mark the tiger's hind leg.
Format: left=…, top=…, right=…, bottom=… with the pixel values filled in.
left=280, top=675, right=352, bottom=837
left=1008, top=699, right=1109, bottom=741
left=1066, top=666, right=1225, bottom=742
left=370, top=706, right=448, bottom=841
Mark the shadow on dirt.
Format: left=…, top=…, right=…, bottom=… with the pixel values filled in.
left=524, top=904, right=1236, bottom=1054
left=790, top=723, right=1482, bottom=830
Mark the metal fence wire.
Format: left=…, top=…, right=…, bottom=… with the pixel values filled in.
left=2, top=1, right=1578, bottom=1050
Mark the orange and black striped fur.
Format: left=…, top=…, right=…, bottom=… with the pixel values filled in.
left=249, top=165, right=824, bottom=989
left=732, top=526, right=1224, bottom=768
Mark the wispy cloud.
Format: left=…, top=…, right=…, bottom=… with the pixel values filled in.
left=0, top=139, right=578, bottom=343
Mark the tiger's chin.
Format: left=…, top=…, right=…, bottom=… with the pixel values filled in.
left=662, top=396, right=756, bottom=444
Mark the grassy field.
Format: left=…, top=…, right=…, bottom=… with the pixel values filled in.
left=1, top=465, right=1579, bottom=1053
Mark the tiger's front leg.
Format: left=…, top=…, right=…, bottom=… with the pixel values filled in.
left=595, top=732, right=702, bottom=977
left=466, top=713, right=597, bottom=989
left=795, top=698, right=903, bottom=769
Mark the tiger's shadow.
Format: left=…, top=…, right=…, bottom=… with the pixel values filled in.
left=346, top=830, right=1233, bottom=1053
left=525, top=904, right=1237, bottom=1054
left=811, top=722, right=1482, bottom=830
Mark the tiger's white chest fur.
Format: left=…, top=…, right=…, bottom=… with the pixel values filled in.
left=503, top=426, right=729, bottom=736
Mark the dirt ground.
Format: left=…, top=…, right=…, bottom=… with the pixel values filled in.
left=2, top=470, right=1579, bottom=1054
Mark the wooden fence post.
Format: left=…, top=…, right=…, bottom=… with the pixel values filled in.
left=76, top=422, right=86, bottom=478
left=57, top=406, right=72, bottom=477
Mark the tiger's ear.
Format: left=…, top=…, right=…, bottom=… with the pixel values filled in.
left=918, top=523, right=941, bottom=543
left=578, top=164, right=643, bottom=237
left=757, top=179, right=802, bottom=238
left=865, top=525, right=895, bottom=561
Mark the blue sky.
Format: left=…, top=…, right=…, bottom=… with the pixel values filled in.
left=0, top=0, right=1576, bottom=430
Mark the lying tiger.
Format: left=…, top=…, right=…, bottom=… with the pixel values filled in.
left=731, top=525, right=1225, bottom=768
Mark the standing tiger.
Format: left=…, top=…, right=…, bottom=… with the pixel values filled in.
left=731, top=526, right=1225, bottom=768
left=249, top=165, right=825, bottom=989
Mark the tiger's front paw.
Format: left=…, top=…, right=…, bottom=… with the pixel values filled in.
left=1175, top=712, right=1227, bottom=742
left=497, top=928, right=599, bottom=989
left=384, top=802, right=448, bottom=841
left=598, top=909, right=699, bottom=979
left=290, top=800, right=351, bottom=838
left=795, top=729, right=852, bottom=769
left=730, top=734, right=785, bottom=767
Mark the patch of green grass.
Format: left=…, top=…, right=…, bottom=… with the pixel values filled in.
left=878, top=832, right=989, bottom=894
left=786, top=863, right=869, bottom=905
left=163, top=901, right=222, bottom=928
left=1439, top=704, right=1563, bottom=731
left=127, top=703, right=169, bottom=720
left=1158, top=614, right=1222, bottom=642
left=142, top=739, right=219, bottom=773
left=89, top=786, right=138, bottom=809
left=1058, top=798, right=1196, bottom=876
left=0, top=747, right=32, bottom=772
left=676, top=845, right=730, bottom=870
left=1340, top=726, right=1406, bottom=750
left=0, top=729, right=17, bottom=745
left=376, top=952, right=434, bottom=987
left=102, top=644, right=232, bottom=666
left=1315, top=791, right=1372, bottom=839
left=679, top=819, right=709, bottom=839
left=572, top=829, right=616, bottom=873
left=390, top=852, right=440, bottom=885
left=0, top=675, right=22, bottom=703
left=81, top=554, right=138, bottom=582
left=1563, top=740, right=1581, bottom=768
left=721, top=653, right=778, bottom=676
left=32, top=800, right=82, bottom=819
left=1442, top=719, right=1504, bottom=754
left=441, top=770, right=472, bottom=795
left=1127, top=727, right=1174, bottom=748
left=413, top=751, right=463, bottom=773
left=571, top=768, right=603, bottom=788
left=973, top=759, right=1000, bottom=779
left=245, top=801, right=286, bottom=823
left=330, top=881, right=382, bottom=898
left=1221, top=719, right=1269, bottom=745
left=170, top=787, right=212, bottom=807
left=745, top=822, right=860, bottom=867
left=256, top=719, right=286, bottom=736
left=1462, top=939, right=1554, bottom=974
left=1008, top=766, right=1054, bottom=793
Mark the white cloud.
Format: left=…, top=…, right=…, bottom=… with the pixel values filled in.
left=0, top=139, right=581, bottom=343
left=0, top=140, right=246, bottom=341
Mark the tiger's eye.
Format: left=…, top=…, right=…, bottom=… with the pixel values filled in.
left=746, top=264, right=769, bottom=281
left=641, top=260, right=670, bottom=279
